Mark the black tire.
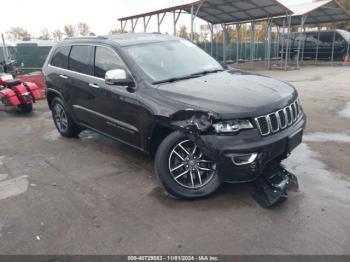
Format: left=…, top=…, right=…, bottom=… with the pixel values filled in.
left=51, top=97, right=81, bottom=138
left=155, top=131, right=222, bottom=199
left=18, top=103, right=33, bottom=114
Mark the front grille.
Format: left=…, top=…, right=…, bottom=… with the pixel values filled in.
left=256, top=117, right=269, bottom=135
left=255, top=99, right=303, bottom=136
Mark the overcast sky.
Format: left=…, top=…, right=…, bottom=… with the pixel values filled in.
left=0, top=0, right=312, bottom=38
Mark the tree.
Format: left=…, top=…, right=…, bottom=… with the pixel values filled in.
left=52, top=30, right=63, bottom=41
left=63, top=24, right=76, bottom=37
left=178, top=25, right=189, bottom=39
left=6, top=27, right=31, bottom=41
left=109, top=28, right=128, bottom=34
left=78, top=23, right=90, bottom=36
left=190, top=32, right=200, bottom=43
left=39, top=28, right=51, bottom=40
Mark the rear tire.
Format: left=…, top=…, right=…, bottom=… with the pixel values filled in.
left=51, top=97, right=81, bottom=138
left=18, top=103, right=33, bottom=114
left=155, top=131, right=222, bottom=199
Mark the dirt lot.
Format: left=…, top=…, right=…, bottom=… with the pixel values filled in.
left=0, top=66, right=349, bottom=255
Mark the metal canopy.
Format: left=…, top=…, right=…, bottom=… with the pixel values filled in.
left=118, top=0, right=291, bottom=24
left=274, top=0, right=350, bottom=26
left=190, top=0, right=291, bottom=24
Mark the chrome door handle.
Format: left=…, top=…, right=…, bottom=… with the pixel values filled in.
left=89, top=83, right=100, bottom=89
left=59, top=74, right=68, bottom=79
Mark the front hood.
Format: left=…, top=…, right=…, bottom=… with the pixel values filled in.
left=156, top=70, right=297, bottom=119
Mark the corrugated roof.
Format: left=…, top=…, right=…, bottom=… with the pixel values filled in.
left=274, top=0, right=350, bottom=26
left=118, top=0, right=292, bottom=24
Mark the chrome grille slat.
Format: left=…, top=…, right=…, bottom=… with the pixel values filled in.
left=286, top=107, right=292, bottom=125
left=278, top=110, right=287, bottom=129
left=291, top=104, right=297, bottom=121
left=255, top=99, right=303, bottom=136
left=268, top=113, right=279, bottom=133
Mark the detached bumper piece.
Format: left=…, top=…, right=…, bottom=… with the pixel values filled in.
left=253, top=162, right=293, bottom=208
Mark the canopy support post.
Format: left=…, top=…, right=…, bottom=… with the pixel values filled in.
left=347, top=33, right=350, bottom=60
left=276, top=25, right=280, bottom=59
left=296, top=15, right=307, bottom=69
left=208, top=23, right=214, bottom=57
left=143, top=16, right=152, bottom=32
left=331, top=27, right=336, bottom=65
left=173, top=11, right=181, bottom=36
left=190, top=6, right=194, bottom=41
left=236, top=23, right=241, bottom=64
left=250, top=21, right=256, bottom=66
left=222, top=24, right=227, bottom=62
left=131, top=18, right=139, bottom=32
left=157, top=13, right=165, bottom=33
left=315, top=25, right=321, bottom=64
left=280, top=20, right=285, bottom=69
left=284, top=14, right=292, bottom=70
left=301, top=16, right=307, bottom=63
left=190, top=3, right=203, bottom=42
left=267, top=19, right=272, bottom=69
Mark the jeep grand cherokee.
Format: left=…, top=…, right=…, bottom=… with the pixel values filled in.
left=43, top=33, right=306, bottom=199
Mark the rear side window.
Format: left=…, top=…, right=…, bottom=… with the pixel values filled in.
left=94, top=46, right=125, bottom=78
left=50, top=46, right=70, bottom=69
left=68, top=45, right=93, bottom=75
left=319, top=32, right=334, bottom=47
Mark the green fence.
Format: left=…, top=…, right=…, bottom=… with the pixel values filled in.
left=198, top=42, right=280, bottom=62
left=1, top=44, right=53, bottom=74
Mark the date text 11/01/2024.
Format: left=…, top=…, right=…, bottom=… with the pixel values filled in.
left=127, top=256, right=220, bottom=261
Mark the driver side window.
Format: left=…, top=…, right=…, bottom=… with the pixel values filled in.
left=94, top=46, right=125, bottom=78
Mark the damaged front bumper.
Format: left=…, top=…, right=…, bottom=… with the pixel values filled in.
left=199, top=114, right=306, bottom=184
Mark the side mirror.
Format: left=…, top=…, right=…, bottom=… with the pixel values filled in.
left=105, top=69, right=135, bottom=88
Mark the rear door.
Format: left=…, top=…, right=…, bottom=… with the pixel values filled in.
left=46, top=45, right=71, bottom=97
left=65, top=45, right=97, bottom=125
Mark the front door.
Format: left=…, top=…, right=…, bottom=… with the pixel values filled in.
left=82, top=45, right=141, bottom=147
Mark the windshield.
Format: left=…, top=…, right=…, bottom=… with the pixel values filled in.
left=339, top=30, right=350, bottom=43
left=124, top=39, right=223, bottom=83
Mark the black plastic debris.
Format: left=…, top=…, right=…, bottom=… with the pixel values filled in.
left=253, top=163, right=293, bottom=208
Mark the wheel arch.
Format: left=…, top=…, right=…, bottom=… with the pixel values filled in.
left=148, top=123, right=176, bottom=158
left=47, top=88, right=64, bottom=110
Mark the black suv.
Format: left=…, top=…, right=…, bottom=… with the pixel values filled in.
left=282, top=29, right=350, bottom=61
left=43, top=33, right=306, bottom=199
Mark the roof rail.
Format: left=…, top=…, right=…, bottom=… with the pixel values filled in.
left=63, top=36, right=108, bottom=41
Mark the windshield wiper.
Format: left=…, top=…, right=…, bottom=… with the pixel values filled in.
left=190, top=69, right=225, bottom=77
left=153, top=69, right=225, bottom=85
left=152, top=74, right=203, bottom=85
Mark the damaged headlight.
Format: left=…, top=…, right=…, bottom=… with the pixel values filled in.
left=213, top=120, right=254, bottom=134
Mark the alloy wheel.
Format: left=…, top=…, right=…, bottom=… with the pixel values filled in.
left=168, top=140, right=217, bottom=189
left=53, top=103, right=68, bottom=133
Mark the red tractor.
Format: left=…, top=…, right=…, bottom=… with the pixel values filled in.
left=0, top=61, right=44, bottom=113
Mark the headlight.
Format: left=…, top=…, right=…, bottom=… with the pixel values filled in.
left=213, top=120, right=254, bottom=134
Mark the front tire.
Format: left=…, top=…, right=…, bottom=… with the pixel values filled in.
left=51, top=97, right=81, bottom=138
left=155, top=131, right=222, bottom=199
